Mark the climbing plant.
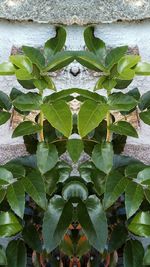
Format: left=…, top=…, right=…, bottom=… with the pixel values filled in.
left=0, top=25, right=150, bottom=266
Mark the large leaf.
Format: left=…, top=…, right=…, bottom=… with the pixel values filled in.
left=13, top=92, right=42, bottom=111
left=108, top=92, right=137, bottom=111
left=43, top=51, right=74, bottom=72
left=123, top=240, right=144, bottom=267
left=6, top=240, right=27, bottom=267
left=36, top=142, right=58, bottom=174
left=92, top=142, right=113, bottom=174
left=128, top=211, right=150, bottom=237
left=125, top=181, right=143, bottom=218
left=41, top=100, right=72, bottom=137
left=84, top=26, right=106, bottom=59
left=43, top=195, right=73, bottom=252
left=135, top=62, right=150, bottom=75
left=77, top=195, right=108, bottom=253
left=0, top=91, right=12, bottom=111
left=117, top=55, right=140, bottom=80
left=103, top=170, right=128, bottom=209
left=0, top=62, right=16, bottom=75
left=75, top=51, right=106, bottom=72
left=22, top=170, right=47, bottom=209
left=22, top=46, right=45, bottom=69
left=0, top=167, right=13, bottom=185
left=105, top=46, right=128, bottom=69
left=7, top=181, right=25, bottom=218
left=62, top=181, right=88, bottom=201
left=0, top=111, right=11, bottom=125
left=78, top=100, right=108, bottom=137
left=0, top=212, right=22, bottom=237
left=9, top=55, right=33, bottom=73
left=108, top=224, right=128, bottom=253
left=22, top=225, right=42, bottom=253
left=12, top=121, right=42, bottom=138
left=140, top=110, right=150, bottom=125
left=109, top=121, right=138, bottom=138
left=67, top=139, right=84, bottom=162
left=44, top=26, right=66, bottom=59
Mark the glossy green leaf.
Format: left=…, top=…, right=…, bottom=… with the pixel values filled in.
left=62, top=181, right=88, bottom=201
left=0, top=62, right=16, bottom=75
left=13, top=92, right=42, bottom=111
left=9, top=55, right=33, bottom=73
left=43, top=51, right=74, bottom=72
left=109, top=121, right=138, bottom=138
left=105, top=46, right=128, bottom=69
left=91, top=168, right=106, bottom=196
left=128, top=211, right=150, bottom=237
left=140, top=110, right=150, bottom=125
left=125, top=163, right=146, bottom=179
left=92, top=142, right=113, bottom=174
left=0, top=91, right=12, bottom=111
left=143, top=245, right=150, bottom=265
left=135, top=62, right=150, bottom=75
left=127, top=87, right=141, bottom=101
left=0, top=246, right=7, bottom=265
left=125, top=181, right=143, bottom=218
left=22, top=170, right=47, bottom=209
left=17, top=79, right=36, bottom=89
left=84, top=26, right=106, bottom=59
left=41, top=100, right=72, bottom=137
left=103, top=170, right=128, bottom=209
left=22, top=225, right=42, bottom=253
left=7, top=181, right=25, bottom=218
left=22, top=46, right=45, bottom=69
left=137, top=167, right=150, bottom=184
left=0, top=167, right=13, bottom=185
left=77, top=195, right=108, bottom=253
left=108, top=224, right=128, bottom=253
left=6, top=240, right=27, bottom=267
left=44, top=26, right=66, bottom=59
left=34, top=76, right=56, bottom=91
left=75, top=51, right=106, bottom=72
left=0, top=111, right=10, bottom=125
left=3, top=162, right=25, bottom=179
left=138, top=91, right=150, bottom=111
left=78, top=100, right=108, bottom=137
left=123, top=240, right=144, bottom=267
left=43, top=195, right=73, bottom=252
left=114, top=79, right=133, bottom=89
left=108, top=92, right=137, bottom=111
left=67, top=139, right=84, bottom=162
left=12, top=121, right=42, bottom=138
left=37, top=142, right=58, bottom=174
left=15, top=68, right=33, bottom=80
left=117, top=55, right=140, bottom=80
left=0, top=212, right=22, bottom=237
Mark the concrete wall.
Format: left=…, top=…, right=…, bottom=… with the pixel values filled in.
left=0, top=1, right=150, bottom=163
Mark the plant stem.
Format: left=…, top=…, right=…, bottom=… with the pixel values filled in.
left=106, top=91, right=111, bottom=143
left=39, top=110, right=44, bottom=142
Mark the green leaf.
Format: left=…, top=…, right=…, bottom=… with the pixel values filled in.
left=22, top=225, right=42, bottom=253
left=43, top=51, right=74, bottom=72
left=117, top=55, right=140, bottom=80
left=3, top=162, right=25, bottom=179
left=125, top=181, right=143, bottom=219
left=108, top=92, right=137, bottom=111
left=9, top=55, right=33, bottom=73
left=44, top=26, right=66, bottom=59
left=34, top=76, right=56, bottom=91
left=0, top=246, right=7, bottom=265
left=0, top=111, right=10, bottom=125
left=22, top=170, right=47, bottom=209
left=12, top=121, right=42, bottom=138
left=102, top=78, right=117, bottom=91
left=143, top=245, right=150, bottom=265
left=137, top=167, right=150, bottom=184
left=77, top=195, right=108, bottom=253
left=0, top=62, right=16, bottom=75
left=43, top=195, right=73, bottom=252
left=22, top=46, right=45, bottom=69
left=78, top=100, right=108, bottom=137
left=128, top=211, right=150, bottom=237
left=0, top=91, right=12, bottom=111
left=6, top=240, right=27, bottom=267
left=17, top=79, right=36, bottom=89
left=0, top=212, right=22, bottom=237
left=92, top=142, right=113, bottom=174
left=67, top=139, right=84, bottom=162
left=76, top=235, right=91, bottom=258
left=109, top=121, right=138, bottom=138
left=135, top=62, right=150, bottom=75
left=114, top=79, right=133, bottom=89
left=75, top=51, right=106, bottom=72
left=84, top=26, right=106, bottom=59
left=125, top=163, right=146, bottom=179
left=138, top=91, right=150, bottom=111
left=103, top=170, right=128, bottom=209
left=15, top=68, right=33, bottom=80
left=13, top=92, right=42, bottom=111
left=37, top=142, right=58, bottom=174
left=62, top=181, right=88, bottom=201
left=108, top=224, right=128, bottom=253
left=91, top=168, right=106, bottom=196
left=105, top=46, right=128, bottom=69
left=0, top=189, right=6, bottom=203
left=140, top=110, right=150, bottom=125
left=0, top=167, right=13, bottom=185
left=123, top=240, right=144, bottom=267
left=7, top=181, right=25, bottom=218
left=41, top=100, right=72, bottom=138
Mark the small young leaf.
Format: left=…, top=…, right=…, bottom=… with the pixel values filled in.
left=12, top=121, right=42, bottom=138
left=109, top=121, right=138, bottom=138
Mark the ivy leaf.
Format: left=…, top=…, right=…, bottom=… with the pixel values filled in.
left=0, top=212, right=22, bottom=237
left=22, top=46, right=45, bottom=69
left=0, top=111, right=11, bottom=125
left=0, top=62, right=16, bottom=75
left=22, top=170, right=47, bottom=210
left=36, top=142, right=58, bottom=174
left=105, top=46, right=128, bottom=69
left=62, top=181, right=88, bottom=201
left=43, top=195, right=73, bottom=252
left=7, top=181, right=25, bottom=219
left=125, top=181, right=143, bottom=219
left=13, top=92, right=42, bottom=111
left=67, top=139, right=84, bottom=162
left=41, top=100, right=72, bottom=137
left=6, top=240, right=27, bottom=267
left=92, top=142, right=113, bottom=174
left=109, top=121, right=138, bottom=138
left=77, top=195, right=108, bottom=253
left=12, top=121, right=42, bottom=138
left=103, top=170, right=128, bottom=209
left=128, top=211, right=150, bottom=237
left=0, top=91, right=12, bottom=111
left=108, top=92, right=137, bottom=111
left=78, top=100, right=108, bottom=137
left=123, top=240, right=144, bottom=267
left=140, top=110, right=150, bottom=125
